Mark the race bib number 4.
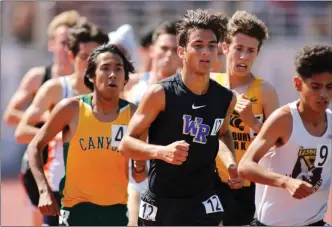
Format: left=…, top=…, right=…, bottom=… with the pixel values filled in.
left=139, top=200, right=158, bottom=221
left=202, top=195, right=224, bottom=214
left=111, top=125, right=128, bottom=147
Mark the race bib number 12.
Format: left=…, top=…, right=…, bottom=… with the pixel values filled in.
left=139, top=200, right=158, bottom=221
left=202, top=195, right=224, bottom=214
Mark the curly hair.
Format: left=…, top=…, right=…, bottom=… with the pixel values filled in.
left=68, top=18, right=109, bottom=57
left=176, top=9, right=228, bottom=47
left=295, top=44, right=332, bottom=79
left=84, top=44, right=135, bottom=91
left=225, top=11, right=268, bottom=51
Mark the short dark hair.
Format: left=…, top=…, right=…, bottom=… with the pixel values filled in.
left=295, top=44, right=332, bottom=79
left=152, top=20, right=177, bottom=44
left=176, top=9, right=227, bottom=47
left=84, top=44, right=135, bottom=91
left=139, top=25, right=155, bottom=48
left=68, top=18, right=109, bottom=56
left=225, top=11, right=268, bottom=51
left=214, top=12, right=229, bottom=42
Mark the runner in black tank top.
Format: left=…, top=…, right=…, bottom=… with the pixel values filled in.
left=119, top=9, right=242, bottom=226
left=148, top=73, right=232, bottom=198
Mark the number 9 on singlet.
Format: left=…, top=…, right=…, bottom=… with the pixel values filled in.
left=314, top=143, right=331, bottom=168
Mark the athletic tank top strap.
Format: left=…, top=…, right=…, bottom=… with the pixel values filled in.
left=141, top=71, right=150, bottom=81
left=135, top=71, right=150, bottom=105
left=60, top=76, right=73, bottom=99
left=35, top=65, right=52, bottom=130
left=328, top=108, right=332, bottom=136
left=42, top=64, right=52, bottom=84
left=246, top=77, right=263, bottom=104
left=288, top=101, right=305, bottom=133
left=214, top=73, right=226, bottom=86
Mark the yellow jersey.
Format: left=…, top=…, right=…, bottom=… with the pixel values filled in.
left=214, top=73, right=264, bottom=186
left=60, top=94, right=130, bottom=207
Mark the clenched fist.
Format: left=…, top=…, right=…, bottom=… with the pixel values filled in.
left=160, top=140, right=190, bottom=165
left=234, top=94, right=256, bottom=128
left=283, top=178, right=313, bottom=199
left=227, top=164, right=243, bottom=189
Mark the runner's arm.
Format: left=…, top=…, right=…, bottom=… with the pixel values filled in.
left=3, top=67, right=44, bottom=126
left=238, top=107, right=292, bottom=187
left=119, top=84, right=166, bottom=160
left=27, top=98, right=78, bottom=193
left=250, top=81, right=280, bottom=133
left=15, top=80, right=61, bottom=144
left=218, top=92, right=237, bottom=168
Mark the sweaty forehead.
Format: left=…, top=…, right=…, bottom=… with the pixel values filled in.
left=97, top=52, right=123, bottom=65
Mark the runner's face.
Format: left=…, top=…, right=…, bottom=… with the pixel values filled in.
left=223, top=33, right=259, bottom=77
left=180, top=28, right=218, bottom=76
left=151, top=34, right=181, bottom=75
left=295, top=72, right=332, bottom=112
left=49, top=26, right=71, bottom=67
left=92, top=52, right=126, bottom=100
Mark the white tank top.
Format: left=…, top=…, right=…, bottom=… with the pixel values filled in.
left=256, top=101, right=332, bottom=226
left=128, top=159, right=149, bottom=192
left=45, top=76, right=73, bottom=191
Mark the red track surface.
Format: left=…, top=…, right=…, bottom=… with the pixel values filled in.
left=1, top=179, right=332, bottom=226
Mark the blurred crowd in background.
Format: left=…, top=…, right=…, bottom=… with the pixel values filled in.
left=0, top=2, right=331, bottom=224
